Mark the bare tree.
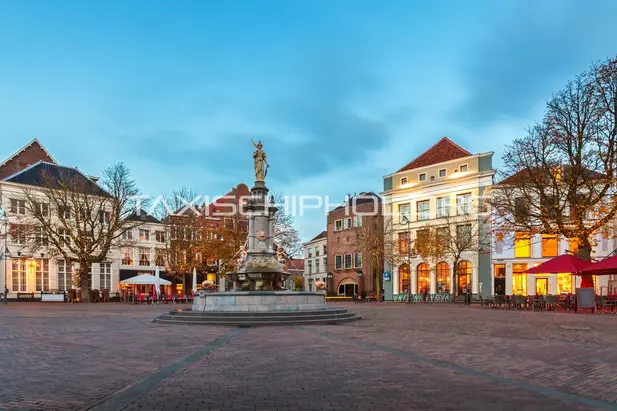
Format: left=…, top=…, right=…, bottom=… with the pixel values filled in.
left=19, top=163, right=140, bottom=302
left=491, top=56, right=617, bottom=287
left=271, top=191, right=301, bottom=257
left=355, top=216, right=404, bottom=301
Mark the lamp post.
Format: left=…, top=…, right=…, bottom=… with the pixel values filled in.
left=401, top=215, right=411, bottom=294
left=0, top=207, right=9, bottom=304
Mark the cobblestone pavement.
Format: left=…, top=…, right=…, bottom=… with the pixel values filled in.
left=0, top=302, right=616, bottom=411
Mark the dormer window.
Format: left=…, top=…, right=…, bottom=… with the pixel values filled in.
left=400, top=177, right=408, bottom=185
left=418, top=173, right=426, bottom=182
left=459, top=164, right=468, bottom=172
left=439, top=169, right=447, bottom=177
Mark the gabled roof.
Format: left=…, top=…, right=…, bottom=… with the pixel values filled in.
left=397, top=137, right=472, bottom=172
left=498, top=166, right=607, bottom=186
left=308, top=230, right=327, bottom=243
left=0, top=139, right=57, bottom=180
left=3, top=161, right=110, bottom=197
left=126, top=209, right=161, bottom=224
left=332, top=192, right=382, bottom=211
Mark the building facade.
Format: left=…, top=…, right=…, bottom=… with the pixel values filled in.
left=381, top=137, right=495, bottom=300
left=326, top=192, right=383, bottom=296
left=302, top=230, right=327, bottom=291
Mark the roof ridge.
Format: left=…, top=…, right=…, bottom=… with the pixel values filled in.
left=396, top=136, right=473, bottom=173
left=0, top=138, right=57, bottom=170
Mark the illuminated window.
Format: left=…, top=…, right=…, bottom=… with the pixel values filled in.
left=512, top=263, right=528, bottom=295
left=456, top=260, right=472, bottom=295
left=100, top=262, right=111, bottom=290
left=57, top=260, right=72, bottom=291
left=417, top=263, right=430, bottom=293
left=399, top=264, right=409, bottom=293
left=568, top=238, right=579, bottom=254
left=35, top=259, right=50, bottom=292
left=541, top=234, right=558, bottom=257
left=398, top=232, right=409, bottom=254
left=11, top=259, right=27, bottom=292
left=557, top=273, right=572, bottom=294
left=514, top=232, right=531, bottom=258
left=436, top=262, right=450, bottom=293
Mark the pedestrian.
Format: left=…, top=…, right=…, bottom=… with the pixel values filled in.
left=465, top=284, right=471, bottom=306
left=3, top=286, right=7, bottom=304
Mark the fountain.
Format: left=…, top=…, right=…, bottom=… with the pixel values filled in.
left=153, top=140, right=360, bottom=326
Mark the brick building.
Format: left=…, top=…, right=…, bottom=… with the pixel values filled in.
left=326, top=192, right=383, bottom=296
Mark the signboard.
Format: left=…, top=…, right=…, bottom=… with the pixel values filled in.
left=575, top=288, right=595, bottom=313
left=383, top=272, right=391, bottom=281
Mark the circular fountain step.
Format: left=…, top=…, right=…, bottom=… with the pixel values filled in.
left=152, top=307, right=361, bottom=326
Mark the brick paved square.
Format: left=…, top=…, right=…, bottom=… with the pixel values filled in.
left=0, top=302, right=615, bottom=410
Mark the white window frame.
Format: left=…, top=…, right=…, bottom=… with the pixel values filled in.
left=57, top=260, right=72, bottom=291
left=139, top=248, right=150, bottom=266
left=12, top=259, right=27, bottom=292
left=100, top=262, right=112, bottom=290
left=308, top=260, right=313, bottom=274
left=344, top=217, right=352, bottom=230
left=437, top=196, right=450, bottom=218
left=10, top=198, right=26, bottom=215
left=417, top=200, right=430, bottom=221
left=459, top=164, right=468, bottom=173
left=399, top=203, right=411, bottom=224
left=418, top=173, right=426, bottom=182
left=354, top=252, right=362, bottom=268
left=438, top=168, right=447, bottom=178
left=456, top=193, right=472, bottom=215
left=344, top=254, right=352, bottom=269
left=139, top=229, right=150, bottom=242
left=335, top=255, right=343, bottom=270
left=400, top=177, right=408, bottom=185
left=353, top=216, right=362, bottom=227
left=334, top=219, right=343, bottom=231
left=122, top=229, right=133, bottom=240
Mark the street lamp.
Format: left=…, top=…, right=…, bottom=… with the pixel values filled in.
left=356, top=268, right=363, bottom=298
left=0, top=207, right=9, bottom=304
left=401, top=215, right=411, bottom=294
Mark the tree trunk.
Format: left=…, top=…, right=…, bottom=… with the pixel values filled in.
left=374, top=267, right=381, bottom=301
left=78, top=264, right=90, bottom=303
left=171, top=276, right=177, bottom=296
left=578, top=241, right=594, bottom=289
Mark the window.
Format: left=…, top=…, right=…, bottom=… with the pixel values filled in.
left=541, top=234, right=558, bottom=257
left=139, top=248, right=150, bottom=266
left=514, top=197, right=529, bottom=223
left=436, top=196, right=450, bottom=217
left=436, top=227, right=449, bottom=247
left=335, top=255, right=342, bottom=270
left=323, top=257, right=327, bottom=267
left=122, top=229, right=133, bottom=241
left=323, top=245, right=327, bottom=255
left=100, top=262, right=111, bottom=290
left=417, top=263, right=430, bottom=293
left=436, top=262, right=450, bottom=293
left=308, top=260, right=313, bottom=274
left=35, top=226, right=49, bottom=246
left=399, top=264, right=410, bottom=293
left=35, top=259, right=50, bottom=292
left=417, top=200, right=430, bottom=221
left=456, top=260, right=472, bottom=295
left=456, top=193, right=472, bottom=215
left=10, top=224, right=26, bottom=245
left=10, top=198, right=25, bottom=215
left=354, top=253, right=362, bottom=268
left=438, top=169, right=447, bottom=178
left=400, top=177, right=408, bottom=185
left=58, top=228, right=70, bottom=247
left=99, top=211, right=111, bottom=225
left=344, top=254, right=352, bottom=269
left=87, top=264, right=92, bottom=289
left=57, top=260, right=72, bottom=291
left=34, top=202, right=50, bottom=217
left=494, top=264, right=505, bottom=277
left=58, top=205, right=71, bottom=220
left=334, top=220, right=343, bottom=231
left=459, top=164, right=468, bottom=172
left=11, top=259, right=26, bottom=291
left=568, top=238, right=580, bottom=254
left=415, top=229, right=430, bottom=255
left=122, top=248, right=133, bottom=265
left=512, top=264, right=528, bottom=295
left=495, top=232, right=504, bottom=254
left=398, top=232, right=409, bottom=254
left=139, top=229, right=150, bottom=241
left=155, top=231, right=165, bottom=243
left=418, top=173, right=426, bottom=182
left=457, top=224, right=472, bottom=246
left=315, top=247, right=320, bottom=257
left=353, top=216, right=362, bottom=227
left=344, top=218, right=352, bottom=229
left=315, top=259, right=320, bottom=273
left=557, top=273, right=572, bottom=294
left=542, top=196, right=558, bottom=219
left=514, top=232, right=531, bottom=258
left=308, top=248, right=313, bottom=258
left=399, top=203, right=411, bottom=223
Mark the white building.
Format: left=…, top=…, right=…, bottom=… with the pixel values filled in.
left=0, top=140, right=166, bottom=299
left=381, top=137, right=495, bottom=299
left=302, top=231, right=327, bottom=291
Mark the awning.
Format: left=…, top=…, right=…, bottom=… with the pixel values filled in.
left=120, top=274, right=172, bottom=285
left=524, top=255, right=593, bottom=274
left=580, top=255, right=617, bottom=275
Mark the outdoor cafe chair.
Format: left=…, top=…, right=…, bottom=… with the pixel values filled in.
left=545, top=295, right=559, bottom=311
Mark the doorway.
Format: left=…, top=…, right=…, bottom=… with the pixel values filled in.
left=457, top=275, right=470, bottom=295
left=535, top=278, right=548, bottom=295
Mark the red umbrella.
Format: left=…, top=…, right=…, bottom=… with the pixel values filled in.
left=524, top=254, right=593, bottom=274
left=580, top=255, right=617, bottom=275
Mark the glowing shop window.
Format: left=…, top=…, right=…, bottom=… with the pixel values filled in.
left=557, top=273, right=572, bottom=294
left=514, top=233, right=531, bottom=258
left=512, top=264, right=528, bottom=295
left=541, top=235, right=558, bottom=257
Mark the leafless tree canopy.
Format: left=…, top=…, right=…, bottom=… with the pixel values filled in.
left=271, top=191, right=301, bottom=258
left=19, top=162, right=141, bottom=302
left=491, top=56, right=617, bottom=258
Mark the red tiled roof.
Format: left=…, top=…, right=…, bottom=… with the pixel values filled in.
left=204, top=183, right=250, bottom=217
left=308, top=230, right=327, bottom=243
left=397, top=137, right=472, bottom=172
left=0, top=139, right=57, bottom=180
left=285, top=258, right=305, bottom=271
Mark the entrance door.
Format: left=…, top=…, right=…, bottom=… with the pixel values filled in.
left=457, top=275, right=469, bottom=295
left=535, top=278, right=548, bottom=295
left=494, top=277, right=505, bottom=295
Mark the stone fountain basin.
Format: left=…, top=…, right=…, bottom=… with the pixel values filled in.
left=193, top=291, right=327, bottom=312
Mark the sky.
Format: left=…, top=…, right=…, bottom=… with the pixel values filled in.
left=1, top=0, right=616, bottom=242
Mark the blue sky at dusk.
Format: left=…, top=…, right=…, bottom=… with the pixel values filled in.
left=1, top=0, right=616, bottom=241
